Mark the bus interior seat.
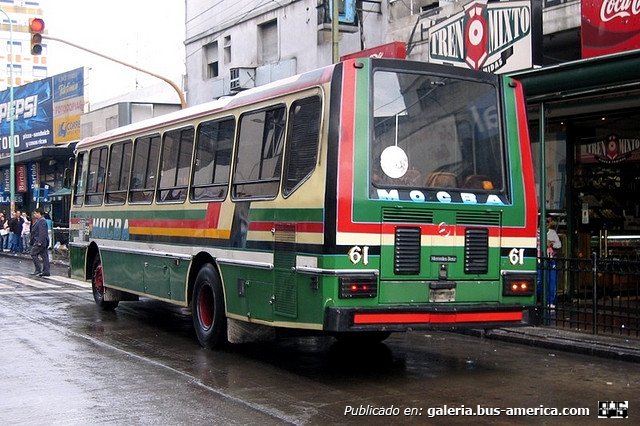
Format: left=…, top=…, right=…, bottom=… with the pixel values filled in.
left=462, top=175, right=494, bottom=190
left=424, top=172, right=458, bottom=188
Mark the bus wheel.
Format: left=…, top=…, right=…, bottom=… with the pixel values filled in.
left=91, top=256, right=119, bottom=311
left=192, top=264, right=227, bottom=349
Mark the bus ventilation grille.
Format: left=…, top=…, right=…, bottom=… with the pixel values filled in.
left=464, top=228, right=489, bottom=274
left=383, top=208, right=434, bottom=223
left=274, top=223, right=297, bottom=318
left=394, top=227, right=421, bottom=275
left=456, top=211, right=501, bottom=226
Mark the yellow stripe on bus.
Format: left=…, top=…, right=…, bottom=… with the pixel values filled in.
left=129, top=226, right=231, bottom=239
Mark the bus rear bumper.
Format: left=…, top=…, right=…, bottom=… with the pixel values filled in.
left=324, top=305, right=535, bottom=332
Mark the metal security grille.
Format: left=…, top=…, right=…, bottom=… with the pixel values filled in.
left=464, top=228, right=489, bottom=274
left=394, top=227, right=421, bottom=275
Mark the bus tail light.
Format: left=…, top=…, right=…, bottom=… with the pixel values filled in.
left=339, top=277, right=377, bottom=298
left=502, top=273, right=535, bottom=297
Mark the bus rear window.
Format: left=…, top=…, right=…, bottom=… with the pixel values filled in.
left=371, top=70, right=505, bottom=196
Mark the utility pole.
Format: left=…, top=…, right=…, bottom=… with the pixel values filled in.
left=332, top=0, right=339, bottom=63
left=42, top=34, right=186, bottom=109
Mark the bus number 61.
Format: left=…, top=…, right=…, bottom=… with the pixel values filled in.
left=348, top=245, right=369, bottom=265
left=508, top=247, right=525, bottom=265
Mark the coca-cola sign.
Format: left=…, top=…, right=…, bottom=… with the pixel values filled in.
left=582, top=0, right=640, bottom=58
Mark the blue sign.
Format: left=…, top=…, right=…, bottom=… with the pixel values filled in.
left=0, top=67, right=84, bottom=155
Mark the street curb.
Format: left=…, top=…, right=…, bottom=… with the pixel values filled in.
left=0, top=250, right=69, bottom=267
left=461, top=328, right=640, bottom=363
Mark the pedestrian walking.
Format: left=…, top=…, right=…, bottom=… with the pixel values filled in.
left=29, top=208, right=50, bottom=277
left=21, top=212, right=31, bottom=254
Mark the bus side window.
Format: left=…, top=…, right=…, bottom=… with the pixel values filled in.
left=232, top=104, right=286, bottom=200
left=105, top=140, right=132, bottom=205
left=73, top=151, right=88, bottom=206
left=157, top=126, right=194, bottom=204
left=129, top=134, right=161, bottom=204
left=85, top=147, right=108, bottom=206
left=191, top=117, right=234, bottom=202
left=283, top=95, right=321, bottom=196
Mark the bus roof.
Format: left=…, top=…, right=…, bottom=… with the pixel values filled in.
left=76, top=63, right=339, bottom=150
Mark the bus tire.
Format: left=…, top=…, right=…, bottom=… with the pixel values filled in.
left=91, top=256, right=119, bottom=311
left=192, top=264, right=227, bottom=349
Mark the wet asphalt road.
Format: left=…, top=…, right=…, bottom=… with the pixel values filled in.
left=0, top=255, right=638, bottom=425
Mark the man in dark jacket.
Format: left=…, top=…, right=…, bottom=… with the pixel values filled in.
left=30, top=208, right=50, bottom=277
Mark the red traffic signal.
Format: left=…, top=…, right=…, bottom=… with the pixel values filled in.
left=29, top=18, right=45, bottom=55
left=29, top=18, right=45, bottom=33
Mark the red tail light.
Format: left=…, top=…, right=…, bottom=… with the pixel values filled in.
left=339, top=277, right=377, bottom=298
left=502, top=272, right=535, bottom=296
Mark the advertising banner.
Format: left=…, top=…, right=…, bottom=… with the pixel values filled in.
left=581, top=0, right=640, bottom=58
left=0, top=68, right=84, bottom=155
left=16, top=164, right=27, bottom=192
left=577, top=134, right=640, bottom=163
left=52, top=67, right=84, bottom=144
left=426, top=0, right=539, bottom=73
left=340, top=41, right=407, bottom=61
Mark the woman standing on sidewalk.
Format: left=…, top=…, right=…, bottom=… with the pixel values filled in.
left=21, top=212, right=31, bottom=254
left=0, top=212, right=7, bottom=252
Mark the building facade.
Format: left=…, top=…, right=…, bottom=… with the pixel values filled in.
left=185, top=0, right=584, bottom=106
left=0, top=0, right=47, bottom=91
left=185, top=0, right=386, bottom=105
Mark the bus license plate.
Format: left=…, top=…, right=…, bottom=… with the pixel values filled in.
left=429, top=288, right=455, bottom=303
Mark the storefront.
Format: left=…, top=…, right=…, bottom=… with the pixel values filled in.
left=0, top=145, right=74, bottom=226
left=513, top=50, right=640, bottom=260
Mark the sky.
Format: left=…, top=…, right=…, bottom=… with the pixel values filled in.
left=42, top=0, right=186, bottom=106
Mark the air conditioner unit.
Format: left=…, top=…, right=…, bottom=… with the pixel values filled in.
left=229, top=67, right=256, bottom=91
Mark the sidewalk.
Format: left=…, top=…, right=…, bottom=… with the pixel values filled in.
left=0, top=248, right=69, bottom=267
left=474, top=326, right=640, bottom=363
left=1, top=249, right=638, bottom=361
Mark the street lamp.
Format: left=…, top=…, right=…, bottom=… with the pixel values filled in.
left=0, top=8, right=15, bottom=212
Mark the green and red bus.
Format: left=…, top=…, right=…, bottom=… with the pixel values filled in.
left=69, top=58, right=538, bottom=348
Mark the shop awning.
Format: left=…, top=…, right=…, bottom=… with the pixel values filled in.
left=49, top=187, right=72, bottom=197
left=510, top=50, right=640, bottom=102
left=0, top=145, right=75, bottom=168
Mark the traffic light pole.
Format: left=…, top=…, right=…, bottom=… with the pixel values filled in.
left=0, top=8, right=16, bottom=212
left=42, top=34, right=186, bottom=109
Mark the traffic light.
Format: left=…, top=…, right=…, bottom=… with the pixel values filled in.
left=29, top=18, right=45, bottom=55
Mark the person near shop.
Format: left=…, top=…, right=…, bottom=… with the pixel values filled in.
left=21, top=212, right=31, bottom=254
left=545, top=215, right=562, bottom=308
left=0, top=212, right=7, bottom=252
left=7, top=211, right=22, bottom=254
left=30, top=208, right=50, bottom=277
left=14, top=210, right=24, bottom=254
